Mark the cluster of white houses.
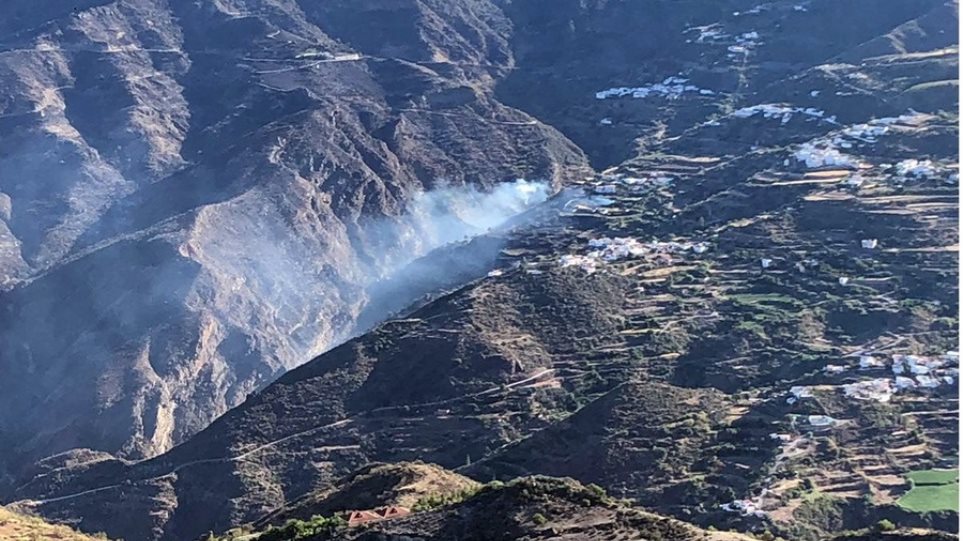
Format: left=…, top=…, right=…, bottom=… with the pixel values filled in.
left=559, top=237, right=710, bottom=274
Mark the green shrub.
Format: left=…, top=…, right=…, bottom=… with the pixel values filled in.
left=258, top=515, right=347, bottom=541
left=586, top=483, right=608, bottom=499
left=876, top=519, right=896, bottom=532
left=412, top=486, right=482, bottom=511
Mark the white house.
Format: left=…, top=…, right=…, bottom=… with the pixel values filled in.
left=895, top=376, right=916, bottom=390
left=787, top=386, right=814, bottom=404
left=808, top=415, right=837, bottom=427
left=861, top=239, right=878, bottom=249
left=859, top=355, right=883, bottom=369
left=843, top=379, right=893, bottom=402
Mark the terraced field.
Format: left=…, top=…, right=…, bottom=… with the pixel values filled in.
left=898, top=470, right=960, bottom=512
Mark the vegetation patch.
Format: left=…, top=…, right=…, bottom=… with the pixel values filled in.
left=0, top=508, right=112, bottom=541
left=897, top=469, right=959, bottom=512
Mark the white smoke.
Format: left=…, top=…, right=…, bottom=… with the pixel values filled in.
left=350, top=178, right=551, bottom=334
left=389, top=179, right=550, bottom=266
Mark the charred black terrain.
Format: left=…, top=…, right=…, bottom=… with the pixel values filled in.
left=0, top=1, right=959, bottom=540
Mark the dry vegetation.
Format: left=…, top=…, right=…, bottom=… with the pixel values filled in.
left=0, top=507, right=111, bottom=541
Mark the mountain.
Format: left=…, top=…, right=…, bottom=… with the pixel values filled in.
left=1, top=0, right=959, bottom=540
left=0, top=0, right=589, bottom=484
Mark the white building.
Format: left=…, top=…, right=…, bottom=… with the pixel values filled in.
left=892, top=354, right=943, bottom=375
left=861, top=239, right=878, bottom=249
left=787, top=386, right=814, bottom=404
left=558, top=254, right=597, bottom=274
left=843, top=379, right=893, bottom=402
left=808, top=415, right=837, bottom=427
left=859, top=355, right=884, bottom=369
left=895, top=376, right=916, bottom=390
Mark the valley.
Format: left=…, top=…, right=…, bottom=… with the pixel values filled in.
left=0, top=1, right=958, bottom=540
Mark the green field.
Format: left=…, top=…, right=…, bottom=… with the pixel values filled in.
left=897, top=469, right=959, bottom=512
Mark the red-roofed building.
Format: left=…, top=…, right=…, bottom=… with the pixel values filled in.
left=347, top=510, right=383, bottom=527
left=346, top=506, right=412, bottom=527
left=380, top=506, right=411, bottom=519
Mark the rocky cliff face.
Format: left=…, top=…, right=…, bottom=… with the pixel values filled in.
left=0, top=0, right=589, bottom=482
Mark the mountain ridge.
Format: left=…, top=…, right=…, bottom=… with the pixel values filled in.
left=0, top=1, right=958, bottom=540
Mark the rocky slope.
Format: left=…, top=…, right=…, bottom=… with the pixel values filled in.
left=254, top=461, right=482, bottom=528
left=1, top=1, right=959, bottom=540
left=0, top=0, right=590, bottom=484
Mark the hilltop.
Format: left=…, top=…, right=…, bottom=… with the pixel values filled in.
left=210, top=474, right=756, bottom=541
left=254, top=461, right=481, bottom=528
